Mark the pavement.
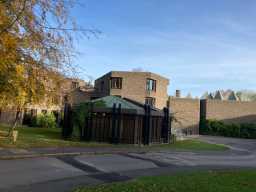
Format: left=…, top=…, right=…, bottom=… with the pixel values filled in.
left=1, top=136, right=256, bottom=192
left=0, top=146, right=152, bottom=160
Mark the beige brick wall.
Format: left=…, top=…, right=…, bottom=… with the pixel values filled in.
left=202, top=100, right=256, bottom=124
left=94, top=73, right=111, bottom=96
left=168, top=97, right=200, bottom=135
left=95, top=71, right=169, bottom=109
left=68, top=88, right=104, bottom=105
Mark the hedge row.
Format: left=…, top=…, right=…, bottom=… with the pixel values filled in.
left=200, top=119, right=256, bottom=139
left=23, top=112, right=57, bottom=128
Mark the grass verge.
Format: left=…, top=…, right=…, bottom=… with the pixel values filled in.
left=150, top=139, right=228, bottom=151
left=0, top=124, right=113, bottom=148
left=0, top=124, right=228, bottom=151
left=75, top=170, right=256, bottom=192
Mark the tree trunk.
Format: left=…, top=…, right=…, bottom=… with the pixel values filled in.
left=8, top=107, right=21, bottom=137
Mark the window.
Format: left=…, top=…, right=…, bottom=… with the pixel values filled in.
left=146, top=79, right=156, bottom=91
left=100, top=81, right=104, bottom=91
left=145, top=97, right=156, bottom=107
left=110, top=77, right=122, bottom=89
left=52, top=95, right=60, bottom=104
left=71, top=81, right=79, bottom=89
left=41, top=110, right=47, bottom=114
left=31, top=109, right=37, bottom=117
left=64, top=95, right=69, bottom=103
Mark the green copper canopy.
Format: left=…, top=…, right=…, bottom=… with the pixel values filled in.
left=91, top=96, right=142, bottom=110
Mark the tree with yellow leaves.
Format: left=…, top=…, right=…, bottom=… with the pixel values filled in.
left=0, top=0, right=97, bottom=134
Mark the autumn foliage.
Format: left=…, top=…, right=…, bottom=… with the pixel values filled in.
left=0, top=0, right=81, bottom=108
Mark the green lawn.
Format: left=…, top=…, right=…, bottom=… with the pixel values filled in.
left=75, top=170, right=256, bottom=192
left=0, top=124, right=113, bottom=148
left=0, top=124, right=228, bottom=151
left=150, top=139, right=228, bottom=151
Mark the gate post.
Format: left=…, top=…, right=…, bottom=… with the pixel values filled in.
left=116, top=103, right=122, bottom=144
left=111, top=103, right=117, bottom=143
left=62, top=103, right=73, bottom=139
left=143, top=104, right=147, bottom=145
left=148, top=105, right=152, bottom=145
left=162, top=107, right=170, bottom=143
left=143, top=104, right=151, bottom=145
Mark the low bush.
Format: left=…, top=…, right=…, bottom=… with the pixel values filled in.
left=35, top=113, right=56, bottom=128
left=200, top=119, right=256, bottom=139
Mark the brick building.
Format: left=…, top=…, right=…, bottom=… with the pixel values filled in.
left=68, top=71, right=201, bottom=136
left=0, top=70, right=202, bottom=137
left=94, top=71, right=169, bottom=109
left=0, top=77, right=88, bottom=125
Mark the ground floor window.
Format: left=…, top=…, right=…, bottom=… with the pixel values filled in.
left=145, top=97, right=156, bottom=107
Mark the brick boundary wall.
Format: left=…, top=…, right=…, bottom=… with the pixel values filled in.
left=200, top=99, right=256, bottom=124
left=168, top=97, right=200, bottom=135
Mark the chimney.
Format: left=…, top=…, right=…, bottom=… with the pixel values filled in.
left=175, top=90, right=181, bottom=98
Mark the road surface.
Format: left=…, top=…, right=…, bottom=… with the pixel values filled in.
left=1, top=136, right=256, bottom=192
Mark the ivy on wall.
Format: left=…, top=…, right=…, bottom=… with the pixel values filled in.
left=72, top=101, right=106, bottom=137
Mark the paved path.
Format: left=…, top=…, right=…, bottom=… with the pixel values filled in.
left=196, top=135, right=256, bottom=153
left=1, top=136, right=256, bottom=192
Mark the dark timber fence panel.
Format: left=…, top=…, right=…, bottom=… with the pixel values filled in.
left=62, top=103, right=73, bottom=139
left=65, top=102, right=172, bottom=145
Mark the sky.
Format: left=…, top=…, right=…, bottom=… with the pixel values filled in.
left=70, top=0, right=256, bottom=97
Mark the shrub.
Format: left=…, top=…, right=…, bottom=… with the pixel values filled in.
left=200, top=119, right=256, bottom=139
left=67, top=100, right=106, bottom=138
left=36, top=112, right=56, bottom=128
left=30, top=116, right=38, bottom=127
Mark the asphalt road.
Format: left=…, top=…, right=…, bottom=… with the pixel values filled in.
left=1, top=136, right=256, bottom=192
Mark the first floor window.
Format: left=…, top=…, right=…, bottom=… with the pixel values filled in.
left=145, top=97, right=156, bottom=107
left=110, top=77, right=122, bottom=89
left=146, top=79, right=156, bottom=92
left=71, top=81, right=79, bottom=89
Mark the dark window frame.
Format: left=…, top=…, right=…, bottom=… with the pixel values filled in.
left=110, top=77, right=122, bottom=89
left=71, top=81, right=79, bottom=89
left=146, top=79, right=157, bottom=92
left=41, top=110, right=47, bottom=114
left=145, top=97, right=156, bottom=107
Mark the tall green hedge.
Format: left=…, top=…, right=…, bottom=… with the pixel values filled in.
left=200, top=119, right=256, bottom=139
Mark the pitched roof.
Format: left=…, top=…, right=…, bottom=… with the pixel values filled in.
left=214, top=90, right=223, bottom=100
left=227, top=91, right=239, bottom=101
left=208, top=93, right=215, bottom=99
left=91, top=96, right=142, bottom=110
left=202, top=90, right=240, bottom=101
